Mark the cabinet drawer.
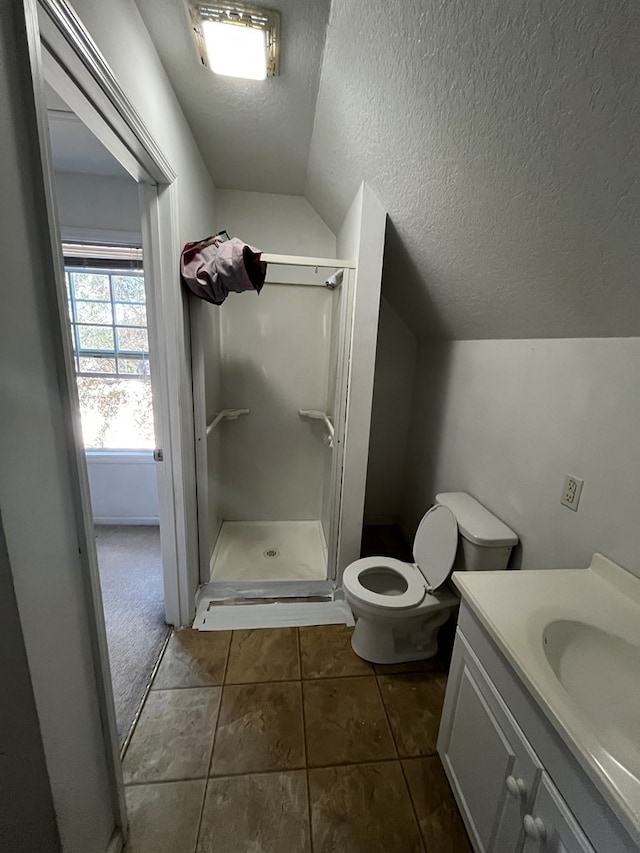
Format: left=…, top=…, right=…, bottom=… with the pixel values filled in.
left=438, top=630, right=543, bottom=852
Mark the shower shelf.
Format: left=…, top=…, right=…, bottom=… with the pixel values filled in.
left=298, top=409, right=334, bottom=447
left=206, top=409, right=250, bottom=436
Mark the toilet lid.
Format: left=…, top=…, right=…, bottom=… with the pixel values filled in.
left=413, top=505, right=458, bottom=590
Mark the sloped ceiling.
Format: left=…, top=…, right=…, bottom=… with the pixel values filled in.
left=136, top=0, right=639, bottom=340
left=134, top=0, right=331, bottom=194
left=306, top=0, right=640, bottom=339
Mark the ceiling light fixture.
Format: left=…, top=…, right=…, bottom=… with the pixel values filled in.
left=190, top=3, right=279, bottom=81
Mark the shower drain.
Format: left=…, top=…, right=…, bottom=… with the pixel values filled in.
left=263, top=548, right=280, bottom=559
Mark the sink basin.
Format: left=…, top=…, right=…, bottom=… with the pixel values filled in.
left=542, top=619, right=640, bottom=778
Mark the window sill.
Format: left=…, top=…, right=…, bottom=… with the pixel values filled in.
left=84, top=450, right=155, bottom=464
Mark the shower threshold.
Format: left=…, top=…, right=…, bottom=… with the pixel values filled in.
left=209, top=520, right=327, bottom=583
left=193, top=591, right=353, bottom=631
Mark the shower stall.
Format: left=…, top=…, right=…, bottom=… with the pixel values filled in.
left=193, top=255, right=354, bottom=591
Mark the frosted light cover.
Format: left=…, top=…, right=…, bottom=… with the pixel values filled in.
left=202, top=20, right=268, bottom=80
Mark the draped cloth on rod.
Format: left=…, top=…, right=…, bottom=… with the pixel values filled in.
left=181, top=234, right=267, bottom=305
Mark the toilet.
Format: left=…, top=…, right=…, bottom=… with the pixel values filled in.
left=343, top=492, right=519, bottom=664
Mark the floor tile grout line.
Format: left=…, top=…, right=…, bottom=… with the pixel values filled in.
left=207, top=763, right=308, bottom=779
left=295, top=630, right=307, bottom=767
left=145, top=684, right=225, bottom=695
left=123, top=755, right=435, bottom=787
left=124, top=776, right=209, bottom=787
left=297, top=628, right=314, bottom=853
left=193, top=628, right=232, bottom=852
left=217, top=676, right=305, bottom=691
left=150, top=672, right=396, bottom=688
left=373, top=672, right=401, bottom=760
left=150, top=682, right=225, bottom=691
left=399, top=755, right=429, bottom=853
left=376, top=670, right=428, bottom=852
left=303, top=754, right=440, bottom=772
left=192, top=777, right=209, bottom=853
left=295, top=625, right=303, bottom=683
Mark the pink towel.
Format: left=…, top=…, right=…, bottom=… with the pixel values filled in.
left=181, top=235, right=266, bottom=305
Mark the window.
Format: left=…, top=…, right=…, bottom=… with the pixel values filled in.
left=64, top=245, right=155, bottom=450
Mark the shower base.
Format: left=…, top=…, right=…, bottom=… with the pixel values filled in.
left=210, top=520, right=327, bottom=582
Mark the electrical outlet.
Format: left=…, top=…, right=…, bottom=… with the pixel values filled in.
left=560, top=475, right=584, bottom=511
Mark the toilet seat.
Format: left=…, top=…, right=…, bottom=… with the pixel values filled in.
left=343, top=505, right=458, bottom=612
left=342, top=557, right=426, bottom=611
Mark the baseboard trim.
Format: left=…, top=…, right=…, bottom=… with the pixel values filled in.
left=94, top=517, right=160, bottom=526
left=362, top=514, right=401, bottom=526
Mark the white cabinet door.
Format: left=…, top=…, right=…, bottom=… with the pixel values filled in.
left=522, top=772, right=595, bottom=853
left=438, top=632, right=542, bottom=852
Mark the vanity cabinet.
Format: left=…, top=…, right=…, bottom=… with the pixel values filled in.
left=438, top=626, right=597, bottom=853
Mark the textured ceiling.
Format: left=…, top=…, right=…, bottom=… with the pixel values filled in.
left=134, top=0, right=331, bottom=194
left=45, top=84, right=128, bottom=177
left=132, top=0, right=638, bottom=340
left=306, top=0, right=640, bottom=339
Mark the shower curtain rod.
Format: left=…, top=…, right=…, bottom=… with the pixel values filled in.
left=261, top=253, right=356, bottom=269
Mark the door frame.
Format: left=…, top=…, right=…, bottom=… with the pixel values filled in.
left=30, top=0, right=198, bottom=627
left=24, top=0, right=198, bottom=838
left=326, top=266, right=355, bottom=581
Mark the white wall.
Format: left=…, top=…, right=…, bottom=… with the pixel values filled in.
left=215, top=189, right=336, bottom=257
left=0, top=516, right=60, bottom=851
left=54, top=170, right=141, bottom=242
left=402, top=339, right=640, bottom=579
left=364, top=297, right=417, bottom=524
left=336, top=183, right=387, bottom=573
left=87, top=453, right=159, bottom=525
left=306, top=0, right=640, bottom=342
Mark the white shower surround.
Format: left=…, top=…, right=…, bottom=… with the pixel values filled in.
left=218, top=282, right=335, bottom=524
left=193, top=184, right=386, bottom=591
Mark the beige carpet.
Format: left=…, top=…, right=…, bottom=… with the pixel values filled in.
left=95, top=525, right=169, bottom=745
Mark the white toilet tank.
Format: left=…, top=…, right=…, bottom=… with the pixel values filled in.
left=435, top=492, right=518, bottom=572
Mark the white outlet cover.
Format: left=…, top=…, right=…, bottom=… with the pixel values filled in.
left=561, top=475, right=584, bottom=512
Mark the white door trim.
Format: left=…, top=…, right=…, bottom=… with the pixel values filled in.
left=326, top=267, right=356, bottom=580
left=191, top=298, right=214, bottom=584
left=34, top=0, right=197, bottom=625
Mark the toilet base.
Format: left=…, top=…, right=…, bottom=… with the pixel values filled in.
left=350, top=608, right=452, bottom=665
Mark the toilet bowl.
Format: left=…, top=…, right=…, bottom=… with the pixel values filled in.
left=343, top=492, right=519, bottom=664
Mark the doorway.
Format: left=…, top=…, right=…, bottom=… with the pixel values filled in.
left=44, top=84, right=170, bottom=746
left=24, top=0, right=235, bottom=843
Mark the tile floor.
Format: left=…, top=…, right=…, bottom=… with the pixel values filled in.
left=122, top=624, right=472, bottom=853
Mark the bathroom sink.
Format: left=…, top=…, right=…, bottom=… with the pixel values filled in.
left=452, top=555, right=640, bottom=842
left=542, top=619, right=640, bottom=778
